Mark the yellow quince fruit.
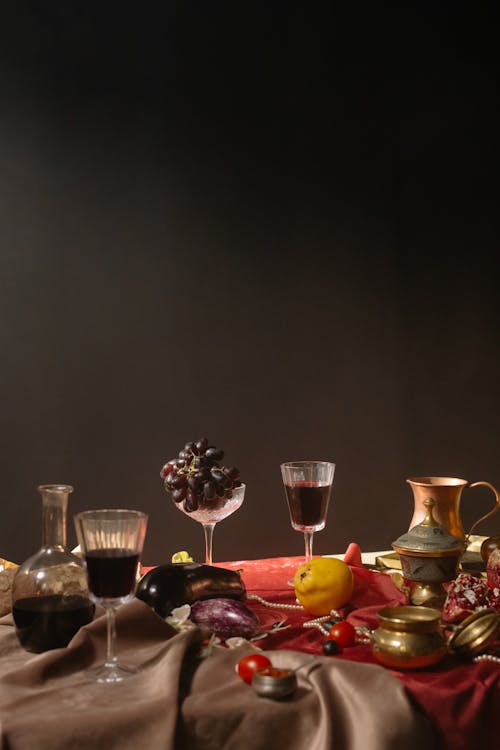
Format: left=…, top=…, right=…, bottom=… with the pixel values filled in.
left=294, top=557, right=354, bottom=616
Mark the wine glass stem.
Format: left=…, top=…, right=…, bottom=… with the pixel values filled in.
left=203, top=523, right=216, bottom=565
left=304, top=530, right=314, bottom=562
left=104, top=606, right=118, bottom=667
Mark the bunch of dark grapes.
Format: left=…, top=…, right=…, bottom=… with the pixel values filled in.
left=160, top=438, right=242, bottom=514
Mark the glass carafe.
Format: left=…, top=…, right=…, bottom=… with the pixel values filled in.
left=11, top=484, right=95, bottom=653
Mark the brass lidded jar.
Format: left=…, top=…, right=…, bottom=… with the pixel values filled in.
left=392, top=498, right=465, bottom=606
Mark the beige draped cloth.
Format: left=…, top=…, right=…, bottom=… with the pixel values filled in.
left=0, top=599, right=436, bottom=750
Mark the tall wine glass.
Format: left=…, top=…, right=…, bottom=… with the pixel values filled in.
left=174, top=484, right=246, bottom=565
left=74, top=509, right=148, bottom=684
left=281, top=461, right=335, bottom=562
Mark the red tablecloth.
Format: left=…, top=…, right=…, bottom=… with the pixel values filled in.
left=214, top=555, right=500, bottom=750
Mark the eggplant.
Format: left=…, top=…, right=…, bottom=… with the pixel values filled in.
left=190, top=598, right=260, bottom=640
left=136, top=563, right=246, bottom=618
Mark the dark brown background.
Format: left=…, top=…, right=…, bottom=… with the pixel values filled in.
left=1, top=3, right=499, bottom=567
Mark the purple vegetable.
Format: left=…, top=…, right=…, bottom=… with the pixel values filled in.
left=190, top=597, right=260, bottom=640
left=136, top=563, right=245, bottom=618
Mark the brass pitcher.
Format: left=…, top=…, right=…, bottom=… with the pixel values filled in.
left=407, top=476, right=500, bottom=540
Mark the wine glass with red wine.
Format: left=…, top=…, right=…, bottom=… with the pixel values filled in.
left=74, top=509, right=148, bottom=683
left=281, top=461, right=336, bottom=564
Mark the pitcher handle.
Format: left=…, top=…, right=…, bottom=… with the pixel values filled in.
left=465, top=481, right=500, bottom=544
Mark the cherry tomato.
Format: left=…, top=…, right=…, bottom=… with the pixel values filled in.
left=236, top=653, right=272, bottom=684
left=327, top=620, right=356, bottom=648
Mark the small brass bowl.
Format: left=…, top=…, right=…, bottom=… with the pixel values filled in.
left=372, top=606, right=447, bottom=670
left=252, top=667, right=297, bottom=699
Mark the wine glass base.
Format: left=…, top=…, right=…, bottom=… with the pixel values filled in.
left=91, top=661, right=137, bottom=684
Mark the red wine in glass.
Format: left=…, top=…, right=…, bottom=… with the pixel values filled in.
left=74, top=509, right=148, bottom=683
left=284, top=481, right=331, bottom=530
left=85, top=549, right=139, bottom=599
left=281, top=461, right=336, bottom=564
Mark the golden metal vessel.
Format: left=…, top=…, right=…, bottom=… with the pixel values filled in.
left=372, top=606, right=447, bottom=670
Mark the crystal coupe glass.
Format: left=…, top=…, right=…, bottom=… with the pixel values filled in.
left=174, top=484, right=246, bottom=565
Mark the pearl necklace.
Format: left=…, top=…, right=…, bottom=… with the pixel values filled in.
left=247, top=593, right=303, bottom=611
left=247, top=594, right=371, bottom=644
left=473, top=653, right=500, bottom=664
